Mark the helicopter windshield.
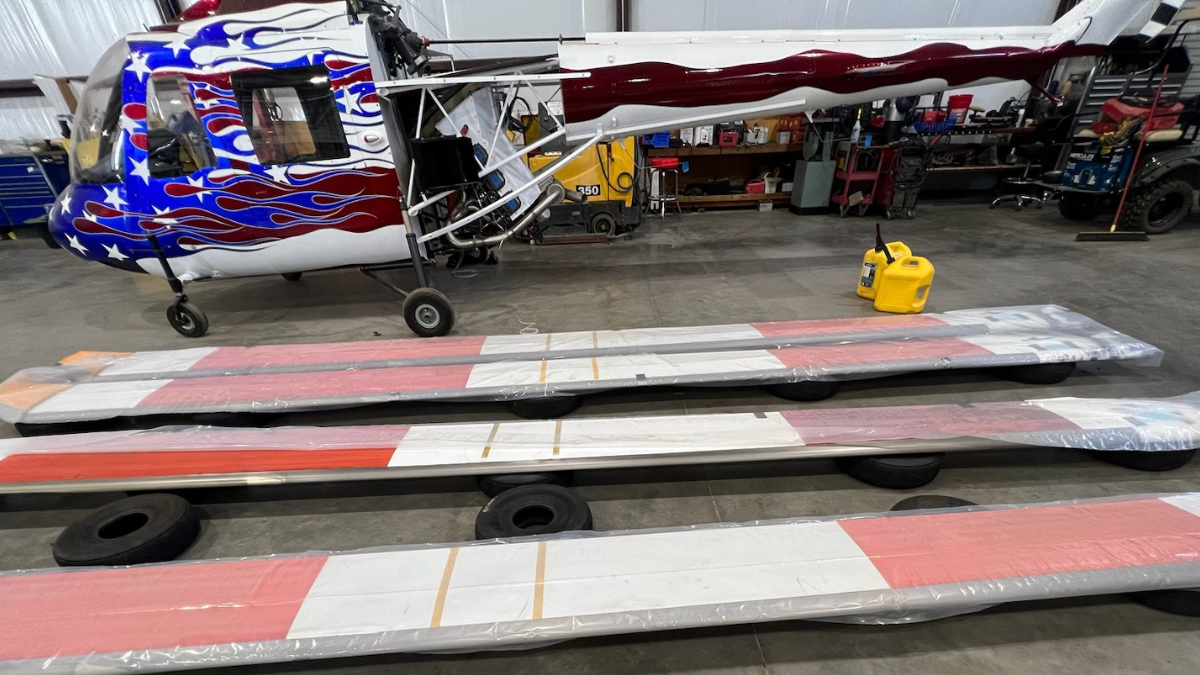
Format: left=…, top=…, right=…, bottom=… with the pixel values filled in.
left=70, top=40, right=130, bottom=185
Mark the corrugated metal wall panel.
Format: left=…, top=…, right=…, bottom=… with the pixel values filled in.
left=402, top=0, right=614, bottom=61
left=0, top=0, right=161, bottom=140
left=0, top=97, right=61, bottom=142
left=0, top=0, right=160, bottom=79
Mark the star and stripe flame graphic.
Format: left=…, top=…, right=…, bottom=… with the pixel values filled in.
left=51, top=3, right=402, bottom=268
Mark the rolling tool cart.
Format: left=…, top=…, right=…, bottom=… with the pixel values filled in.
left=831, top=142, right=895, bottom=217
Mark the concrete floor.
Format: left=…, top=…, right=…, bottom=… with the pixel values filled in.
left=3, top=198, right=1200, bottom=673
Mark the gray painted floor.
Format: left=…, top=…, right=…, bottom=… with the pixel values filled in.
left=2, top=199, right=1200, bottom=673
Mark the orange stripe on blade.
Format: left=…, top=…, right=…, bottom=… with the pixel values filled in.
left=0, top=381, right=70, bottom=413
left=0, top=448, right=398, bottom=483
left=58, top=350, right=132, bottom=366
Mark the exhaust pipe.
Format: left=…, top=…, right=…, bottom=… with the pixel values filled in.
left=446, top=183, right=565, bottom=249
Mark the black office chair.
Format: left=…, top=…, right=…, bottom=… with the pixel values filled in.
left=990, top=142, right=1047, bottom=210
left=989, top=115, right=1075, bottom=210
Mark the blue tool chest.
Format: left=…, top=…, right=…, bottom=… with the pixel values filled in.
left=0, top=151, right=69, bottom=228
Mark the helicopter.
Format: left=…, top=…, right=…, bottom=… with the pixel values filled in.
left=47, top=0, right=1180, bottom=337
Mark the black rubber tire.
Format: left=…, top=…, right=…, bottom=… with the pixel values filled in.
left=507, top=395, right=581, bottom=419
left=999, top=361, right=1076, bottom=385
left=837, top=453, right=945, bottom=490
left=1058, top=193, right=1103, bottom=221
left=474, top=485, right=593, bottom=540
left=53, top=494, right=201, bottom=566
left=765, top=381, right=842, bottom=402
left=402, top=287, right=455, bottom=337
left=1089, top=448, right=1197, bottom=472
left=166, top=301, right=209, bottom=338
left=1130, top=589, right=1200, bottom=617
left=590, top=212, right=617, bottom=235
left=477, top=472, right=575, bottom=498
left=281, top=272, right=303, bottom=281
left=1119, top=178, right=1193, bottom=234
left=891, top=495, right=978, bottom=511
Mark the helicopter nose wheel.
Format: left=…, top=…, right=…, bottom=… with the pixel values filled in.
left=166, top=301, right=209, bottom=338
left=402, top=287, right=455, bottom=337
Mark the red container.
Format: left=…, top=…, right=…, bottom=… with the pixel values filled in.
left=947, top=94, right=973, bottom=124
left=649, top=157, right=681, bottom=169
left=745, top=179, right=766, bottom=194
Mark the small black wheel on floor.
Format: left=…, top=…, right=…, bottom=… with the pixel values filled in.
left=590, top=212, right=617, bottom=236
left=477, top=471, right=575, bottom=498
left=281, top=272, right=303, bottom=281
left=402, top=287, right=455, bottom=337
left=53, top=493, right=201, bottom=567
left=891, top=495, right=978, bottom=511
left=1089, top=448, right=1197, bottom=472
left=998, top=361, right=1076, bottom=385
left=166, top=301, right=209, bottom=338
left=474, top=484, right=593, bottom=540
left=507, top=395, right=581, bottom=419
left=1129, top=589, right=1200, bottom=617
left=837, top=453, right=945, bottom=490
left=765, top=381, right=841, bottom=402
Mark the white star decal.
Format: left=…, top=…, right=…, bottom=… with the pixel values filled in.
left=67, top=234, right=88, bottom=254
left=126, top=52, right=153, bottom=82
left=59, top=194, right=72, bottom=213
left=102, top=186, right=128, bottom=209
left=341, top=88, right=364, bottom=116
left=265, top=165, right=291, bottom=184
left=165, top=38, right=191, bottom=57
left=186, top=175, right=207, bottom=202
left=103, top=243, right=129, bottom=261
left=83, top=210, right=99, bottom=223
left=130, top=158, right=151, bottom=185
left=120, top=114, right=141, bottom=135
left=152, top=205, right=170, bottom=216
left=227, top=34, right=248, bottom=51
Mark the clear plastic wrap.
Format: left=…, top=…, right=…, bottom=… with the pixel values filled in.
left=1, top=393, right=1197, bottom=493
left=0, top=305, right=1162, bottom=425
left=3, top=493, right=1200, bottom=674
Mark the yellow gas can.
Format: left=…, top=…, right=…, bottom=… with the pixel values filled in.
left=857, top=225, right=912, bottom=300
left=873, top=256, right=935, bottom=314
left=857, top=241, right=911, bottom=300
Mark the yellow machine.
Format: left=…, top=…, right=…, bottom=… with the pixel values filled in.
left=523, top=137, right=639, bottom=238
left=526, top=138, right=637, bottom=207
